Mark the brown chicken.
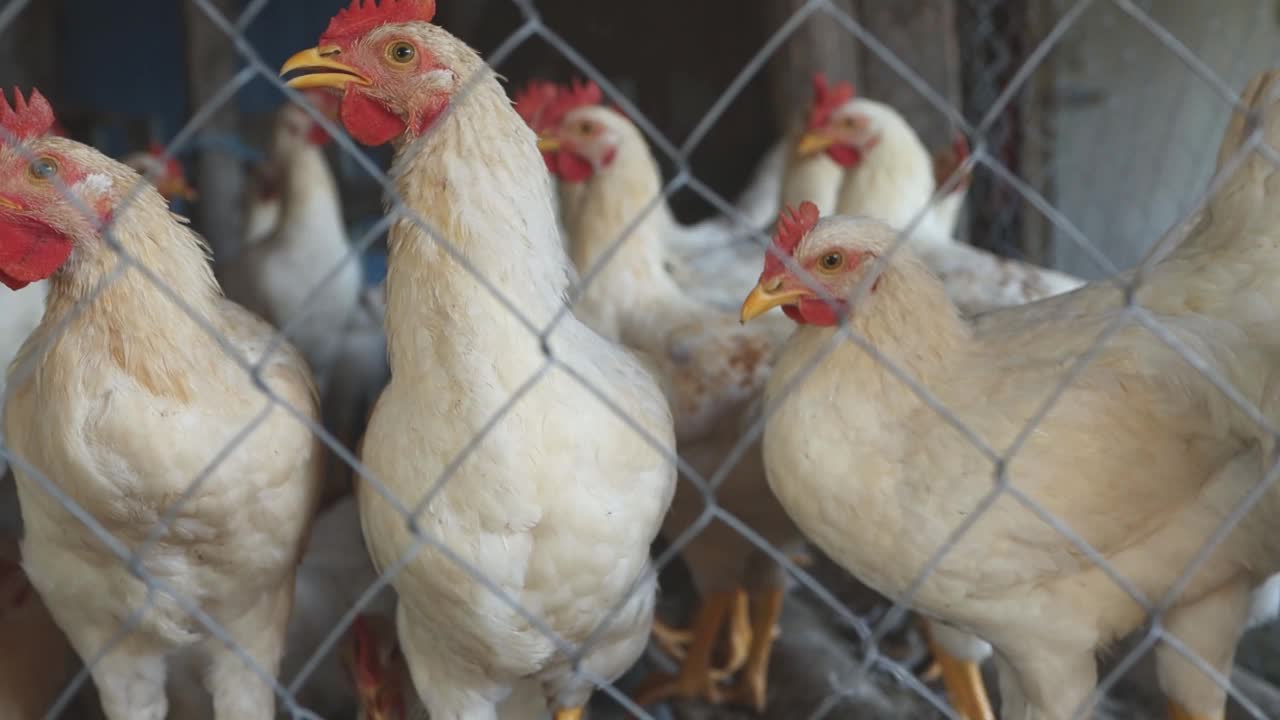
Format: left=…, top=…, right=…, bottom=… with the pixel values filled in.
left=740, top=69, right=1280, bottom=720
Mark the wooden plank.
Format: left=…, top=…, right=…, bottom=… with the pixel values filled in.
left=183, top=0, right=246, bottom=274
left=854, top=0, right=961, bottom=151
left=761, top=0, right=862, bottom=134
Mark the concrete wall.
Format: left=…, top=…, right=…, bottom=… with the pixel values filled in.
left=1048, top=0, right=1280, bottom=279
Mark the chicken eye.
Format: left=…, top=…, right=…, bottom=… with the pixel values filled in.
left=819, top=252, right=844, bottom=271
left=385, top=41, right=417, bottom=66
left=577, top=121, right=594, bottom=135
left=27, top=156, right=58, bottom=182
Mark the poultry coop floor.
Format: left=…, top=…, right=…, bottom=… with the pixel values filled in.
left=585, top=551, right=1280, bottom=720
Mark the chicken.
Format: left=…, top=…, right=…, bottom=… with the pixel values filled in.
left=244, top=163, right=282, bottom=249
left=121, top=143, right=199, bottom=204
left=0, top=89, right=322, bottom=720
left=739, top=67, right=1280, bottom=720
left=794, top=75, right=1083, bottom=315
left=280, top=3, right=676, bottom=719
left=516, top=80, right=787, bottom=312
left=281, top=495, right=397, bottom=717
left=233, top=90, right=388, bottom=502
left=0, top=539, right=80, bottom=720
left=529, top=78, right=804, bottom=710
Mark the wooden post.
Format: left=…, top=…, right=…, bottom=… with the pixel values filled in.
left=854, top=0, right=961, bottom=151
left=761, top=0, right=861, bottom=135
left=183, top=0, right=245, bottom=273
left=957, top=0, right=1030, bottom=258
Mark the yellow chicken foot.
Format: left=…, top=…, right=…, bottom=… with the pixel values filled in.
left=651, top=617, right=695, bottom=661
left=554, top=708, right=584, bottom=720
left=720, top=588, right=785, bottom=712
left=649, top=589, right=752, bottom=681
left=1168, top=703, right=1223, bottom=720
left=633, top=590, right=737, bottom=708
left=923, top=626, right=994, bottom=720
left=715, top=589, right=752, bottom=680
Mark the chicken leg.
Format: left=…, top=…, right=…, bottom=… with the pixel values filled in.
left=554, top=708, right=583, bottom=720
left=719, top=587, right=785, bottom=712
left=649, top=589, right=751, bottom=680
left=633, top=590, right=740, bottom=706
left=923, top=622, right=995, bottom=720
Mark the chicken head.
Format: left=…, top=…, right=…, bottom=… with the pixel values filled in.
left=279, top=0, right=470, bottom=147
left=741, top=202, right=909, bottom=326
left=121, top=143, right=198, bottom=203
left=532, top=80, right=624, bottom=183
left=0, top=89, right=138, bottom=291
left=795, top=74, right=881, bottom=168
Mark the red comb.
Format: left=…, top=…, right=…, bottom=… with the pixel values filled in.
left=0, top=88, right=55, bottom=143
left=320, top=0, right=437, bottom=44
left=543, top=79, right=604, bottom=129
left=807, top=73, right=855, bottom=130
left=764, top=202, right=821, bottom=277
left=514, top=80, right=562, bottom=133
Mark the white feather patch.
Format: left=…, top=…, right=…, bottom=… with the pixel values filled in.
left=75, top=172, right=114, bottom=199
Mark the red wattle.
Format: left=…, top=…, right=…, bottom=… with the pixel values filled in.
left=555, top=152, right=595, bottom=183
left=827, top=144, right=864, bottom=168
left=306, top=123, right=332, bottom=146
left=788, top=298, right=848, bottom=327
left=340, top=91, right=408, bottom=147
left=0, top=221, right=73, bottom=291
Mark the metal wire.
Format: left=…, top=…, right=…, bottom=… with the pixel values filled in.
left=0, top=1, right=1276, bottom=719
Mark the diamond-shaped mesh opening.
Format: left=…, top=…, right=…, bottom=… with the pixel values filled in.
left=2, top=1, right=1280, bottom=719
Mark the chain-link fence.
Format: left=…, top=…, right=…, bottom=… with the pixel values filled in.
left=2, top=1, right=1280, bottom=719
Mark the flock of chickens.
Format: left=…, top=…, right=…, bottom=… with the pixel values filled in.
left=1, top=2, right=1279, bottom=720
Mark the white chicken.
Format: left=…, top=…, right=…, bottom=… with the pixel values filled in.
left=740, top=67, right=1280, bottom=720
left=0, top=89, right=322, bottom=720
left=794, top=75, right=1083, bottom=315
left=281, top=4, right=676, bottom=720
left=530, top=79, right=799, bottom=711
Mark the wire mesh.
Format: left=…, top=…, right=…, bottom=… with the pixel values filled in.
left=0, top=1, right=1277, bottom=719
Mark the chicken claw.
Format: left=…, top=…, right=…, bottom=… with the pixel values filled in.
left=649, top=590, right=752, bottom=681
left=651, top=617, right=695, bottom=661
left=554, top=707, right=584, bottom=720
left=633, top=590, right=739, bottom=707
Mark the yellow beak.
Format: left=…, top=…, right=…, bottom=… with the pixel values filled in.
left=536, top=135, right=561, bottom=153
left=740, top=280, right=811, bottom=323
left=796, top=130, right=835, bottom=157
left=280, top=46, right=371, bottom=90
left=0, top=196, right=23, bottom=212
